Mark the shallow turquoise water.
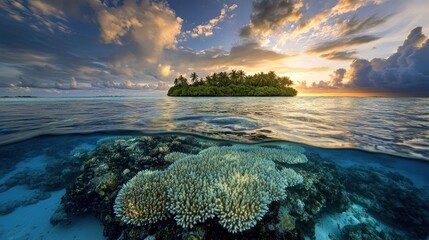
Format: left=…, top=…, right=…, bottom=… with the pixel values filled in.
left=0, top=97, right=428, bottom=239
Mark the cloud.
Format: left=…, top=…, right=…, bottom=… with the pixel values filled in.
left=155, top=81, right=171, bottom=91
left=29, top=1, right=65, bottom=18
left=333, top=0, right=383, bottom=14
left=96, top=0, right=182, bottom=64
left=13, top=74, right=91, bottom=90
left=296, top=0, right=383, bottom=35
left=240, top=0, right=303, bottom=38
left=158, top=64, right=171, bottom=78
left=305, top=12, right=392, bottom=60
left=13, top=74, right=169, bottom=91
left=240, top=0, right=389, bottom=58
left=0, top=0, right=184, bottom=92
left=97, top=10, right=141, bottom=45
left=298, top=68, right=346, bottom=90
left=165, top=42, right=289, bottom=75
left=335, top=14, right=393, bottom=37
left=0, top=0, right=70, bottom=33
left=181, top=4, right=238, bottom=40
left=320, top=50, right=357, bottom=60
left=301, top=27, right=429, bottom=96
left=219, top=42, right=287, bottom=65
left=330, top=68, right=347, bottom=87
left=307, top=35, right=380, bottom=53
left=0, top=0, right=291, bottom=93
left=90, top=79, right=171, bottom=91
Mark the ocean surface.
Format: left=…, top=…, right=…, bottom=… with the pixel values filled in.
left=0, top=96, right=428, bottom=240
left=1, top=96, right=428, bottom=159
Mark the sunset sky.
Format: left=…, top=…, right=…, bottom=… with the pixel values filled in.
left=0, top=0, right=428, bottom=96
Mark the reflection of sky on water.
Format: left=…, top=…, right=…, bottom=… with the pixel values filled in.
left=0, top=96, right=428, bottom=160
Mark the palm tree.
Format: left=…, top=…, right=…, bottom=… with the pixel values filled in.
left=218, top=72, right=229, bottom=87
left=198, top=77, right=204, bottom=85
left=178, top=75, right=188, bottom=85
left=190, top=72, right=198, bottom=84
left=237, top=70, right=245, bottom=83
left=208, top=73, right=218, bottom=86
left=229, top=70, right=239, bottom=85
left=278, top=76, right=293, bottom=87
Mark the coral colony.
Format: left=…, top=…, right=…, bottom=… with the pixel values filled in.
left=57, top=135, right=429, bottom=240
left=114, top=145, right=306, bottom=233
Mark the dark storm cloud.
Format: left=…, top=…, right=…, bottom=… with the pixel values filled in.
left=320, top=50, right=357, bottom=60
left=239, top=0, right=303, bottom=37
left=308, top=35, right=380, bottom=53
left=303, top=27, right=429, bottom=96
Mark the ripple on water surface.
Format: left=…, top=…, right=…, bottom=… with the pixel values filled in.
left=0, top=96, right=428, bottom=160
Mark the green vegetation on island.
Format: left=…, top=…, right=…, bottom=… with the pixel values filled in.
left=167, top=70, right=298, bottom=96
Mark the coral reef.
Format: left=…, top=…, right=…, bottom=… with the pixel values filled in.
left=343, top=166, right=429, bottom=239
left=114, top=145, right=305, bottom=233
left=114, top=170, right=169, bottom=225
left=60, top=135, right=215, bottom=238
left=57, top=135, right=429, bottom=240
left=164, top=152, right=190, bottom=162
left=9, top=133, right=428, bottom=240
left=228, top=144, right=308, bottom=164
left=57, top=135, right=347, bottom=239
left=276, top=206, right=296, bottom=232
left=341, top=223, right=404, bottom=240
left=275, top=153, right=351, bottom=238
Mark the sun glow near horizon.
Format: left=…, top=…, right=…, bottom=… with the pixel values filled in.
left=0, top=0, right=428, bottom=97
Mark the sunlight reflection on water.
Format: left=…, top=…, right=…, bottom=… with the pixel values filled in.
left=0, top=96, right=428, bottom=159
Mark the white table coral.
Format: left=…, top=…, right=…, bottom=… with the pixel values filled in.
left=114, top=145, right=306, bottom=233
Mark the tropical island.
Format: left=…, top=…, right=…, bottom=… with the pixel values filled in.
left=167, top=70, right=297, bottom=96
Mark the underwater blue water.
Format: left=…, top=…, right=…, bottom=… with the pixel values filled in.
left=0, top=96, right=428, bottom=239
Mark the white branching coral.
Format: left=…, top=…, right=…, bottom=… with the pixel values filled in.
left=281, top=168, right=304, bottom=187
left=164, top=152, right=190, bottom=162
left=114, top=170, right=169, bottom=226
left=229, top=144, right=308, bottom=164
left=114, top=145, right=306, bottom=233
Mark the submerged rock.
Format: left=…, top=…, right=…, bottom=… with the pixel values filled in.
left=0, top=190, right=51, bottom=215
left=0, top=148, right=89, bottom=215
left=50, top=204, right=71, bottom=226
